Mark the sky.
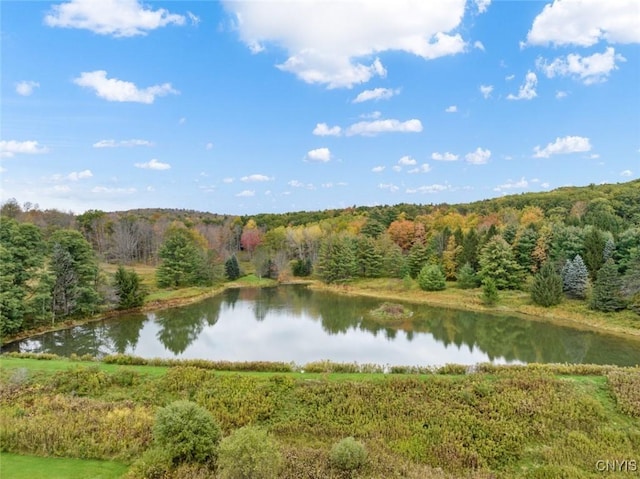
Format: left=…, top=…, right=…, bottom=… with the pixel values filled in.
left=1, top=0, right=639, bottom=215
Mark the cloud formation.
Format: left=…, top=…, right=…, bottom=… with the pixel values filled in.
left=222, top=0, right=467, bottom=88
left=236, top=190, right=255, bottom=197
left=537, top=47, right=625, bottom=84
left=346, top=119, right=422, bottom=136
left=465, top=147, right=491, bottom=165
left=45, top=0, right=189, bottom=37
left=507, top=71, right=537, bottom=100
left=0, top=140, right=49, bottom=158
left=353, top=87, right=400, bottom=103
left=525, top=0, right=639, bottom=47
left=306, top=147, right=332, bottom=162
left=313, top=123, right=342, bottom=136
left=134, top=159, right=171, bottom=170
left=241, top=174, right=271, bottom=182
left=16, top=81, right=40, bottom=96
left=533, top=135, right=592, bottom=158
left=431, top=152, right=459, bottom=161
left=93, top=139, right=153, bottom=148
left=445, top=105, right=458, bottom=113
left=479, top=85, right=493, bottom=99
left=74, top=70, right=178, bottom=103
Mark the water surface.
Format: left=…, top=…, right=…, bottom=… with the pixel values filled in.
left=4, top=286, right=640, bottom=367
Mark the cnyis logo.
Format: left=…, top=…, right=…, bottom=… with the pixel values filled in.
left=595, top=459, right=637, bottom=473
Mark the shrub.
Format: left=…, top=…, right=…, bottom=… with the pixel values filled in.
left=217, top=426, right=282, bottom=479
left=417, top=264, right=446, bottom=291
left=125, top=447, right=172, bottom=479
left=457, top=262, right=479, bottom=289
left=329, top=437, right=368, bottom=472
left=153, top=400, right=221, bottom=465
left=481, top=278, right=499, bottom=305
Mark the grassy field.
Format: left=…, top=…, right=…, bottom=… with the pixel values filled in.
left=1, top=355, right=639, bottom=478
left=0, top=453, right=127, bottom=479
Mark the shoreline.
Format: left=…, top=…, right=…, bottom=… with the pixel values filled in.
left=3, top=277, right=639, bottom=346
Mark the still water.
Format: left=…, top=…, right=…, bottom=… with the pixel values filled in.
left=4, top=286, right=640, bottom=366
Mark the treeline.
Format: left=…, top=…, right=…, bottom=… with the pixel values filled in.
left=1, top=179, right=639, bottom=339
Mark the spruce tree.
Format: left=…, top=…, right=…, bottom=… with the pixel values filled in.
left=481, top=278, right=499, bottom=305
left=531, top=261, right=563, bottom=307
left=224, top=255, right=241, bottom=280
left=562, top=254, right=589, bottom=299
left=478, top=235, right=525, bottom=290
left=590, top=258, right=626, bottom=312
left=316, top=235, right=357, bottom=283
left=114, top=265, right=146, bottom=309
left=417, top=264, right=446, bottom=291
left=583, top=227, right=605, bottom=281
left=457, top=262, right=480, bottom=289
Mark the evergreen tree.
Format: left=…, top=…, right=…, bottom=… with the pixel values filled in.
left=460, top=228, right=480, bottom=270
left=513, top=227, right=538, bottom=273
left=316, top=235, right=357, bottom=283
left=621, top=252, right=640, bottom=315
left=114, top=265, right=147, bottom=309
left=292, top=258, right=312, bottom=277
left=407, top=241, right=430, bottom=279
left=417, top=264, right=446, bottom=291
left=442, top=235, right=462, bottom=280
left=481, top=278, right=499, bottom=305
left=531, top=261, right=563, bottom=307
left=355, top=236, right=383, bottom=278
left=225, top=255, right=241, bottom=280
left=583, top=227, right=606, bottom=281
left=457, top=262, right=480, bottom=289
left=156, top=227, right=208, bottom=287
left=478, top=235, right=525, bottom=290
left=562, top=254, right=589, bottom=299
left=590, top=258, right=626, bottom=312
left=603, top=237, right=615, bottom=262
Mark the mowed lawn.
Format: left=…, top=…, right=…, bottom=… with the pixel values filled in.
left=0, top=453, right=128, bottom=479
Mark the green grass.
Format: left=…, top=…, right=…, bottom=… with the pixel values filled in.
left=0, top=453, right=127, bottom=479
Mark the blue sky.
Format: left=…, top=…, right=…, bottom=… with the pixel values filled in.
left=1, top=0, right=639, bottom=215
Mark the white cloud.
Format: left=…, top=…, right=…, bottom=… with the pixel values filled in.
left=620, top=169, right=633, bottom=177
left=0, top=140, right=49, bottom=158
left=505, top=74, right=515, bottom=81
left=378, top=183, right=399, bottom=192
left=312, top=123, right=342, bottom=136
left=556, top=90, right=568, bottom=99
left=493, top=177, right=529, bottom=192
left=236, top=190, right=255, bottom=197
left=465, top=147, right=491, bottom=165
left=68, top=170, right=93, bottom=181
left=45, top=0, right=187, bottom=37
left=398, top=155, right=417, bottom=166
left=431, top=151, right=459, bottom=161
left=346, top=118, right=422, bottom=136
left=406, top=183, right=450, bottom=194
left=54, top=185, right=72, bottom=193
left=474, top=0, right=492, bottom=14
left=241, top=174, right=271, bottom=182
left=134, top=158, right=171, bottom=170
left=91, top=186, right=137, bottom=194
left=445, top=105, right=457, bottom=113
left=473, top=40, right=485, bottom=51
left=537, top=47, right=625, bottom=85
left=93, top=138, right=153, bottom=148
left=222, top=1, right=467, bottom=88
left=507, top=71, right=537, bottom=100
left=533, top=135, right=592, bottom=158
left=16, top=80, right=40, bottom=96
left=525, top=0, right=639, bottom=47
left=371, top=166, right=385, bottom=173
left=353, top=87, right=400, bottom=103
left=306, top=147, right=332, bottom=162
left=408, top=164, right=432, bottom=174
left=392, top=165, right=402, bottom=172
left=73, top=70, right=178, bottom=103
left=222, top=177, right=234, bottom=183
left=288, top=180, right=304, bottom=188
left=360, top=111, right=382, bottom=119
left=479, top=84, right=493, bottom=99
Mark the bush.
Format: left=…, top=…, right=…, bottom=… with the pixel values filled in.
left=457, top=262, right=479, bottom=289
left=417, top=264, right=446, bottom=291
left=153, top=400, right=221, bottom=465
left=125, top=447, right=173, bottom=479
left=329, top=437, right=367, bottom=472
left=481, top=278, right=499, bottom=306
left=217, top=426, right=282, bottom=479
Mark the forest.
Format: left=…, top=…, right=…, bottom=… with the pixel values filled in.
left=1, top=178, right=639, bottom=341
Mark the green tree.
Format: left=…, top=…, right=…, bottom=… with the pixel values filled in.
left=562, top=254, right=589, bottom=300
left=48, top=229, right=100, bottom=319
left=442, top=235, right=462, bottom=280
left=156, top=226, right=208, bottom=287
left=531, top=261, right=563, bottom=307
left=113, top=266, right=147, bottom=309
left=225, top=255, right=241, bottom=280
left=153, top=400, right=221, bottom=465
left=316, top=235, right=357, bottom=283
left=407, top=241, right=430, bottom=279
left=621, top=251, right=640, bottom=314
left=590, top=258, right=626, bottom=312
left=457, top=262, right=479, bottom=289
left=478, top=235, right=525, bottom=290
left=481, top=278, right=499, bottom=305
left=513, top=227, right=538, bottom=273
left=459, top=228, right=480, bottom=270
left=0, top=218, right=45, bottom=335
left=583, top=227, right=606, bottom=281
left=417, top=264, right=446, bottom=291
left=217, top=426, right=282, bottom=479
left=355, top=236, right=383, bottom=278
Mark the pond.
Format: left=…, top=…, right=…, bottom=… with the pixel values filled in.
left=4, top=285, right=640, bottom=367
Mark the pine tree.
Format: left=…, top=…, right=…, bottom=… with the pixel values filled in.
left=457, top=262, right=480, bottom=289
left=156, top=227, right=208, bottom=287
left=442, top=235, right=462, bottom=280
left=355, top=236, right=383, bottom=278
left=316, top=235, right=357, bottom=283
left=417, top=264, right=446, bottom=291
left=590, top=258, right=626, bottom=312
left=531, top=261, right=563, bottom=307
left=114, top=265, right=147, bottom=309
left=562, top=254, right=589, bottom=299
left=603, top=237, right=615, bottom=262
left=583, top=227, right=606, bottom=281
left=225, top=255, right=241, bottom=280
left=478, top=235, right=525, bottom=290
left=407, top=242, right=430, bottom=279
left=513, top=227, right=538, bottom=273
left=481, top=278, right=499, bottom=305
